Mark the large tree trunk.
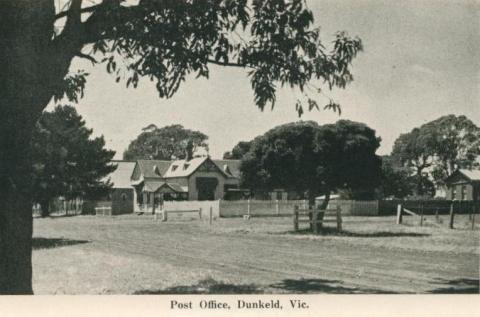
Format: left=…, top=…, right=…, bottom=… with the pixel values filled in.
left=0, top=117, right=36, bottom=294
left=0, top=0, right=72, bottom=294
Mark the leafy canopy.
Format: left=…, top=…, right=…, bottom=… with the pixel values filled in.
left=391, top=114, right=480, bottom=187
left=31, top=105, right=116, bottom=206
left=54, top=0, right=362, bottom=116
left=223, top=140, right=252, bottom=159
left=240, top=120, right=381, bottom=199
left=123, top=124, right=209, bottom=160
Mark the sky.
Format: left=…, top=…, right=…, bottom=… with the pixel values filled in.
left=48, top=0, right=480, bottom=159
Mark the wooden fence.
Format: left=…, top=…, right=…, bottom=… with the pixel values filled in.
left=155, top=207, right=213, bottom=224
left=396, top=203, right=477, bottom=230
left=219, top=199, right=307, bottom=217
left=293, top=205, right=342, bottom=234
left=327, top=200, right=378, bottom=216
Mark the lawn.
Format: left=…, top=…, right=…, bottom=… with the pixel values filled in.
left=32, top=213, right=479, bottom=294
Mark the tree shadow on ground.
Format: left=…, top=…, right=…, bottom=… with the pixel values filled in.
left=269, top=278, right=395, bottom=294
left=428, top=278, right=479, bottom=294
left=133, top=278, right=262, bottom=294
left=278, top=227, right=430, bottom=238
left=32, top=237, right=89, bottom=250
left=133, top=277, right=395, bottom=294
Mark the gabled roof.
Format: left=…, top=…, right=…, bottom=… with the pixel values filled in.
left=134, top=157, right=241, bottom=180
left=104, top=161, right=136, bottom=188
left=164, top=156, right=227, bottom=178
left=136, top=160, right=171, bottom=178
left=213, top=159, right=241, bottom=178
left=459, top=169, right=480, bottom=181
left=446, top=169, right=480, bottom=183
left=142, top=180, right=187, bottom=193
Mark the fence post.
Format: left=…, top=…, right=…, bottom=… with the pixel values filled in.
left=472, top=204, right=476, bottom=230
left=199, top=207, right=202, bottom=220
left=419, top=202, right=424, bottom=226
left=435, top=209, right=439, bottom=223
left=312, top=210, right=318, bottom=234
left=449, top=202, right=455, bottom=229
left=247, top=199, right=251, bottom=216
left=336, top=206, right=342, bottom=231
left=162, top=210, right=168, bottom=222
left=294, top=205, right=299, bottom=231
left=209, top=207, right=213, bottom=226
left=276, top=199, right=279, bottom=215
left=396, top=204, right=403, bottom=225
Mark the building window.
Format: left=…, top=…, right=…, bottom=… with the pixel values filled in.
left=171, top=165, right=178, bottom=171
left=183, top=164, right=190, bottom=170
left=121, top=193, right=127, bottom=201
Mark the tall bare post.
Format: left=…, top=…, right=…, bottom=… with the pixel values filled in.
left=247, top=199, right=251, bottom=216
left=449, top=202, right=454, bottom=229
left=336, top=206, right=342, bottom=231
left=199, top=207, right=202, bottom=220
left=435, top=209, right=439, bottom=223
left=396, top=204, right=403, bottom=225
left=209, top=207, right=213, bottom=226
left=293, top=205, right=299, bottom=231
left=312, top=210, right=318, bottom=234
left=162, top=210, right=168, bottom=222
left=276, top=199, right=279, bottom=215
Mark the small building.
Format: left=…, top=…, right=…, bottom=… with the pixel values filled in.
left=130, top=156, right=241, bottom=212
left=89, top=160, right=136, bottom=215
left=445, top=169, right=480, bottom=201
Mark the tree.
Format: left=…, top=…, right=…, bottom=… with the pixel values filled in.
left=426, top=115, right=480, bottom=186
left=0, top=0, right=362, bottom=294
left=378, top=156, right=414, bottom=199
left=241, top=120, right=381, bottom=207
left=223, top=141, right=252, bottom=159
left=31, top=105, right=116, bottom=217
left=123, top=124, right=208, bottom=160
left=391, top=115, right=480, bottom=194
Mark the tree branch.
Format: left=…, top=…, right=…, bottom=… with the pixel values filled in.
left=75, top=52, right=97, bottom=65
left=55, top=3, right=103, bottom=21
left=206, top=59, right=248, bottom=68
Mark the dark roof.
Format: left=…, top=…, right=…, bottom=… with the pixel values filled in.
left=213, top=159, right=241, bottom=178
left=136, top=160, right=171, bottom=178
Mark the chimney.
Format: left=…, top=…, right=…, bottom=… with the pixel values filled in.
left=185, top=139, right=194, bottom=161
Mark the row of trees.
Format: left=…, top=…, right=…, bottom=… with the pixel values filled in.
left=32, top=105, right=116, bottom=217
left=220, top=114, right=479, bottom=201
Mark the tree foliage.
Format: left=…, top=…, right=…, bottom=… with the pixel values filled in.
left=391, top=115, right=480, bottom=193
left=240, top=120, right=381, bottom=205
left=123, top=124, right=208, bottom=160
left=223, top=140, right=252, bottom=159
left=55, top=0, right=362, bottom=116
left=31, top=105, right=116, bottom=216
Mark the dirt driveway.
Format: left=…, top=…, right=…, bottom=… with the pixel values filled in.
left=32, top=215, right=479, bottom=294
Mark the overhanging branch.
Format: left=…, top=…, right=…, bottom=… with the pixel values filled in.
left=75, top=52, right=97, bottom=65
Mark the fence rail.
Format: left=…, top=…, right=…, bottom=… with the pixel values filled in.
left=293, top=205, right=342, bottom=234
left=396, top=203, right=476, bottom=230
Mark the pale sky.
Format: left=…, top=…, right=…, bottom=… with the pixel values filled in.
left=48, top=0, right=480, bottom=159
